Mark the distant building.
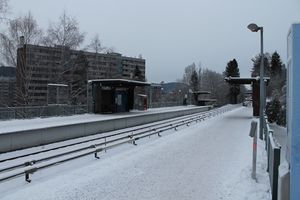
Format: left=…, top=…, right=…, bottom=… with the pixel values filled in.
left=0, top=66, right=16, bottom=107
left=16, top=44, right=145, bottom=106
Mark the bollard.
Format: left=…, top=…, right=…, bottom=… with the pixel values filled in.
left=249, top=121, right=258, bottom=180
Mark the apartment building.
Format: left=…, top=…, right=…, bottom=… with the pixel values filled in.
left=0, top=66, right=16, bottom=107
left=16, top=44, right=146, bottom=106
left=122, top=56, right=146, bottom=80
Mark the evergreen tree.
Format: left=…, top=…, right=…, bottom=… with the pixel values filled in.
left=269, top=51, right=286, bottom=97
left=224, top=59, right=240, bottom=104
left=251, top=53, right=271, bottom=77
left=266, top=97, right=281, bottom=123
left=225, top=59, right=240, bottom=77
left=268, top=51, right=286, bottom=126
left=251, top=53, right=273, bottom=96
left=190, top=70, right=199, bottom=92
left=270, top=51, right=283, bottom=76
left=277, top=106, right=286, bottom=126
left=190, top=70, right=199, bottom=104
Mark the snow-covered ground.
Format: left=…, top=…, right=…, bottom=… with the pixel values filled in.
left=270, top=124, right=287, bottom=163
left=0, top=106, right=271, bottom=200
left=0, top=105, right=201, bottom=134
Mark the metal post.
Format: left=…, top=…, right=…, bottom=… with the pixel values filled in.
left=87, top=82, right=89, bottom=113
left=56, top=86, right=59, bottom=104
left=149, top=86, right=152, bottom=108
left=47, top=84, right=49, bottom=105
left=259, top=27, right=264, bottom=140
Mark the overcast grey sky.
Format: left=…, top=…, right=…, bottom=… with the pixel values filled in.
left=8, top=0, right=300, bottom=82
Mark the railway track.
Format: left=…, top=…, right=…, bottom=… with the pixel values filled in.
left=0, top=105, right=237, bottom=183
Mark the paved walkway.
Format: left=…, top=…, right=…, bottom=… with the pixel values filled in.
left=1, top=106, right=270, bottom=200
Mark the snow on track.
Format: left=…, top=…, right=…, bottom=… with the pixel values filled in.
left=0, top=106, right=271, bottom=200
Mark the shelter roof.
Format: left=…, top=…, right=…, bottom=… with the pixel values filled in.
left=198, top=99, right=217, bottom=102
left=192, top=91, right=211, bottom=94
left=224, top=77, right=270, bottom=84
left=88, top=79, right=150, bottom=87
left=47, top=83, right=68, bottom=87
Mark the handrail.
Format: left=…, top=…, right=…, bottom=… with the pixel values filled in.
left=0, top=105, right=236, bottom=183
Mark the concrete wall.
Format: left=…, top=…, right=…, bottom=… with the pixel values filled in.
left=0, top=106, right=211, bottom=153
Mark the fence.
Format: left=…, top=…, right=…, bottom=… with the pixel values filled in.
left=0, top=102, right=186, bottom=120
left=0, top=105, right=88, bottom=120
left=149, top=101, right=182, bottom=108
left=264, top=117, right=281, bottom=200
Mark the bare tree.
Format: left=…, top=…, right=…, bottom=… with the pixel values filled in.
left=0, top=33, right=16, bottom=66
left=0, top=11, right=42, bottom=67
left=61, top=52, right=88, bottom=105
left=0, top=0, right=9, bottom=22
left=43, top=10, right=84, bottom=49
left=182, top=63, right=197, bottom=86
left=85, top=33, right=106, bottom=80
left=104, top=46, right=116, bottom=54
left=200, top=68, right=229, bottom=106
left=0, top=12, right=43, bottom=107
left=9, top=12, right=42, bottom=44
left=15, top=47, right=32, bottom=106
left=87, top=34, right=104, bottom=53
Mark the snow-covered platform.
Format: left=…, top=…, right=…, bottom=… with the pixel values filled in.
left=0, top=106, right=211, bottom=152
left=0, top=106, right=271, bottom=200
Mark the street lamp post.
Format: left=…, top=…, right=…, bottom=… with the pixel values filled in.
left=247, top=23, right=265, bottom=140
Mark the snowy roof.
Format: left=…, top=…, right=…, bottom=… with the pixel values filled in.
left=198, top=99, right=217, bottom=102
left=47, top=83, right=68, bottom=87
left=224, top=77, right=270, bottom=84
left=137, top=94, right=147, bottom=97
left=150, top=83, right=162, bottom=87
left=88, top=79, right=150, bottom=86
left=192, top=91, right=211, bottom=94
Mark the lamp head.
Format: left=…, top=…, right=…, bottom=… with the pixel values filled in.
left=247, top=23, right=260, bottom=32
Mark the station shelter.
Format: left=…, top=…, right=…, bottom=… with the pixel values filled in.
left=192, top=91, right=216, bottom=106
left=88, top=79, right=150, bottom=113
left=225, top=77, right=269, bottom=116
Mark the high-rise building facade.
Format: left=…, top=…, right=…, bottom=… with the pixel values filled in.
left=0, top=66, right=16, bottom=107
left=17, top=44, right=146, bottom=106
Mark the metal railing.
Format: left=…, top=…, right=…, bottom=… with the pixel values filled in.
left=264, top=116, right=281, bottom=200
left=149, top=101, right=182, bottom=108
left=0, top=105, right=88, bottom=120
left=0, top=105, right=236, bottom=183
left=1, top=102, right=190, bottom=120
